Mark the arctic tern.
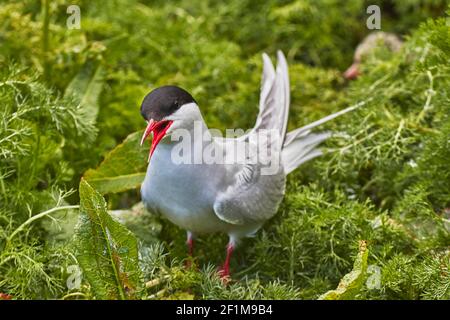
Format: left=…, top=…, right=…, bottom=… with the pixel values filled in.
left=140, top=51, right=361, bottom=278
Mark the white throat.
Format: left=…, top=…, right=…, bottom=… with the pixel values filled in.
left=163, top=102, right=212, bottom=144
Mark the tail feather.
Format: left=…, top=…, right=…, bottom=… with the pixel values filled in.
left=282, top=132, right=331, bottom=174
left=282, top=100, right=368, bottom=174
left=283, top=101, right=366, bottom=146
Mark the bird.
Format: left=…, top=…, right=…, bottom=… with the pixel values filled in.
left=140, top=51, right=362, bottom=279
left=344, top=32, right=403, bottom=80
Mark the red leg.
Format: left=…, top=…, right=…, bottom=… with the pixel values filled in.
left=187, top=238, right=194, bottom=257
left=218, top=242, right=234, bottom=279
left=185, top=232, right=194, bottom=268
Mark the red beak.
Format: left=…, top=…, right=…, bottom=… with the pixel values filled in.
left=140, top=119, right=173, bottom=162
left=344, top=62, right=360, bottom=80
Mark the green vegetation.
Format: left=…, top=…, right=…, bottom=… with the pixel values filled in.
left=0, top=0, right=449, bottom=300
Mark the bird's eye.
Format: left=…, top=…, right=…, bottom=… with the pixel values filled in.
left=174, top=100, right=179, bottom=107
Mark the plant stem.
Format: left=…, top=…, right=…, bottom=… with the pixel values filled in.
left=416, top=70, right=435, bottom=123
left=29, top=125, right=40, bottom=189
left=6, top=205, right=79, bottom=244
left=42, top=0, right=50, bottom=81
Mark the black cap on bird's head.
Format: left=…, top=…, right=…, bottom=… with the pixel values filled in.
left=139, top=85, right=197, bottom=162
left=140, top=85, right=196, bottom=121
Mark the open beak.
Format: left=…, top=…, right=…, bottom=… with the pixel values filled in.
left=344, top=62, right=360, bottom=80
left=140, top=119, right=173, bottom=162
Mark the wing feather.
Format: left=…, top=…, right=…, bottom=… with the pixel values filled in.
left=213, top=163, right=285, bottom=225
left=247, top=51, right=290, bottom=141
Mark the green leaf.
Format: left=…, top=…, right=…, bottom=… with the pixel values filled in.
left=84, top=131, right=148, bottom=194
left=318, top=241, right=369, bottom=300
left=64, top=60, right=105, bottom=121
left=110, top=202, right=162, bottom=246
left=75, top=179, right=142, bottom=299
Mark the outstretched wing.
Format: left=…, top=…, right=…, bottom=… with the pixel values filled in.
left=246, top=51, right=290, bottom=142
left=213, top=162, right=286, bottom=225
left=213, top=51, right=289, bottom=225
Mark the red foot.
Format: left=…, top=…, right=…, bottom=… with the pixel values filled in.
left=218, top=267, right=231, bottom=284
left=218, top=266, right=230, bottom=278
left=0, top=293, right=12, bottom=300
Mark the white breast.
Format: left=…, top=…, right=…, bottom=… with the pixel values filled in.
left=141, top=143, right=233, bottom=234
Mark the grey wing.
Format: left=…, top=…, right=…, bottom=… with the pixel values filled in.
left=213, top=163, right=286, bottom=225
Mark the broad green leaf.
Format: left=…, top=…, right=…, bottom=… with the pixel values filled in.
left=318, top=241, right=369, bottom=300
left=110, top=202, right=162, bottom=246
left=75, top=179, right=142, bottom=300
left=64, top=60, right=105, bottom=121
left=84, top=131, right=148, bottom=194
